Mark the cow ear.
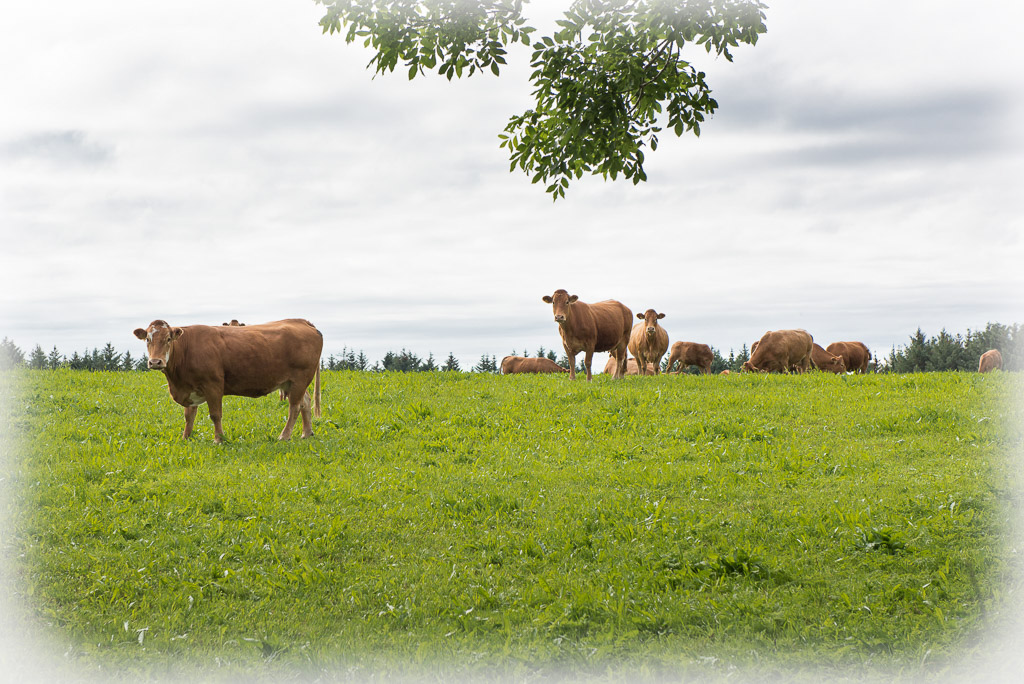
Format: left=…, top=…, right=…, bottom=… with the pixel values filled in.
left=657, top=313, right=665, bottom=319
left=133, top=328, right=147, bottom=340
left=636, top=313, right=644, bottom=320
left=568, top=295, right=578, bottom=303
left=542, top=295, right=552, bottom=303
left=171, top=327, right=184, bottom=340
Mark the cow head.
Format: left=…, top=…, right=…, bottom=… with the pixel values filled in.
left=637, top=309, right=665, bottom=336
left=822, top=354, right=846, bottom=373
left=222, top=319, right=245, bottom=326
left=542, top=289, right=578, bottom=324
left=133, top=320, right=183, bottom=370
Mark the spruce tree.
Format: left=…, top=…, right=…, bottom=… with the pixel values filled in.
left=442, top=352, right=461, bottom=372
left=0, top=337, right=25, bottom=369
left=29, top=344, right=47, bottom=369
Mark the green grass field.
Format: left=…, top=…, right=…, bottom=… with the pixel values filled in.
left=3, top=369, right=1022, bottom=681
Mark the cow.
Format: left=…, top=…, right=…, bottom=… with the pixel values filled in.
left=979, top=349, right=1003, bottom=372
left=665, top=341, right=713, bottom=375
left=826, top=341, right=871, bottom=373
left=542, top=289, right=632, bottom=380
left=603, top=356, right=656, bottom=375
left=742, top=329, right=813, bottom=373
left=810, top=343, right=847, bottom=374
left=222, top=320, right=245, bottom=327
left=133, top=318, right=323, bottom=443
left=500, top=356, right=568, bottom=374
left=628, top=309, right=669, bottom=376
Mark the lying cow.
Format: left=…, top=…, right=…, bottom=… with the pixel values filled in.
left=603, top=356, right=657, bottom=375
left=979, top=349, right=1003, bottom=372
left=628, top=309, right=669, bottom=376
left=810, top=343, right=846, bottom=374
left=500, top=356, right=568, bottom=374
left=826, top=341, right=871, bottom=373
left=543, top=289, right=632, bottom=380
left=665, top=341, right=713, bottom=375
left=742, top=329, right=813, bottom=373
left=134, top=318, right=322, bottom=443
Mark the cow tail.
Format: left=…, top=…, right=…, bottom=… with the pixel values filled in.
left=313, top=365, right=322, bottom=419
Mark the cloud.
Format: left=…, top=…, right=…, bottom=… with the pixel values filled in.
left=0, top=130, right=114, bottom=166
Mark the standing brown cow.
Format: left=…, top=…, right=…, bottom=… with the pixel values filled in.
left=542, top=289, right=632, bottom=380
left=603, top=357, right=656, bottom=375
left=500, top=356, right=568, bottom=374
left=826, top=341, right=871, bottom=373
left=810, top=343, right=847, bottom=374
left=979, top=349, right=1003, bottom=372
left=742, top=329, right=813, bottom=373
left=665, top=341, right=713, bottom=375
left=134, top=319, right=323, bottom=443
left=628, top=309, right=669, bottom=376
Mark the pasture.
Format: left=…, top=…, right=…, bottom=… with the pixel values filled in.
left=2, top=368, right=1022, bottom=681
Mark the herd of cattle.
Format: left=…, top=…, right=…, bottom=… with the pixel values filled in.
left=132, top=290, right=1004, bottom=443
left=514, top=289, right=874, bottom=381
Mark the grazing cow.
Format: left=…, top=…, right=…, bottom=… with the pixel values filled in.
left=742, top=329, right=813, bottom=373
left=979, top=349, right=1003, bottom=373
left=501, top=356, right=568, bottom=374
left=665, top=341, right=713, bottom=375
left=719, top=370, right=732, bottom=375
left=604, top=356, right=656, bottom=375
left=542, top=289, right=632, bottom=380
left=810, top=343, right=847, bottom=374
left=133, top=318, right=323, bottom=443
left=628, top=309, right=669, bottom=376
left=222, top=320, right=245, bottom=326
left=826, top=341, right=871, bottom=374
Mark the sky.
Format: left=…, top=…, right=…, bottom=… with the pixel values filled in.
left=1, top=0, right=1023, bottom=374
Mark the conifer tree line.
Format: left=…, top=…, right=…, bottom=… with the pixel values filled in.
left=1, top=323, right=1020, bottom=373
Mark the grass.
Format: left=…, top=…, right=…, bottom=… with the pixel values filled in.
left=2, top=369, right=1022, bottom=681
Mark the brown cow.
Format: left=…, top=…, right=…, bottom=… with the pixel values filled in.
left=810, top=343, right=847, bottom=374
left=604, top=356, right=656, bottom=375
left=979, top=349, right=1003, bottom=372
left=222, top=320, right=245, bottom=326
left=665, top=341, right=713, bottom=375
left=542, top=289, right=632, bottom=380
left=628, top=309, right=669, bottom=376
left=742, top=329, right=813, bottom=373
left=501, top=356, right=568, bottom=374
left=826, top=341, right=871, bottom=373
left=133, top=319, right=323, bottom=443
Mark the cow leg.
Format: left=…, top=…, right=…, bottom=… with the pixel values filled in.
left=653, top=354, right=663, bottom=376
left=182, top=405, right=198, bottom=439
left=278, top=393, right=304, bottom=441
left=567, top=350, right=577, bottom=380
left=206, top=393, right=226, bottom=444
left=299, top=390, right=314, bottom=439
left=583, top=350, right=595, bottom=381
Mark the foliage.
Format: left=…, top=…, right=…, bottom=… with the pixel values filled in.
left=883, top=323, right=1024, bottom=373
left=5, top=369, right=1020, bottom=680
left=472, top=353, right=499, bottom=373
left=314, top=0, right=768, bottom=198
left=1, top=336, right=26, bottom=369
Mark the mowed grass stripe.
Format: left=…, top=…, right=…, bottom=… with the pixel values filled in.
left=4, top=369, right=1021, bottom=679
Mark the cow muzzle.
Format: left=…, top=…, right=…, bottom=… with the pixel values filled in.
left=554, top=315, right=566, bottom=323
left=646, top=326, right=656, bottom=335
left=147, top=358, right=166, bottom=370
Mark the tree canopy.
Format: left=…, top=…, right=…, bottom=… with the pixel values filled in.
left=315, top=0, right=768, bottom=198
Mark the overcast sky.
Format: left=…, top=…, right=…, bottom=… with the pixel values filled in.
left=2, top=1, right=1022, bottom=370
